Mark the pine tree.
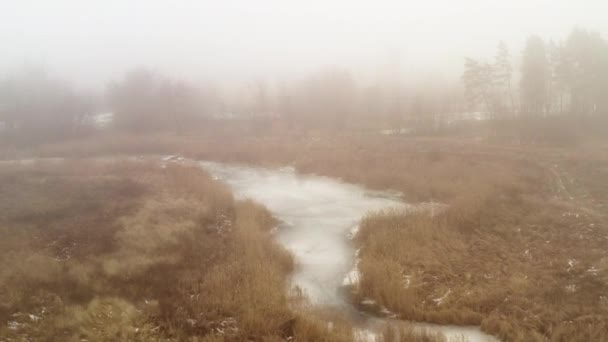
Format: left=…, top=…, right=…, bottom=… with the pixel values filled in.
left=494, top=41, right=516, bottom=116
left=520, top=36, right=550, bottom=116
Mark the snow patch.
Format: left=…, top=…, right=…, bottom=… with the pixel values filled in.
left=354, top=328, right=380, bottom=342
left=402, top=274, right=411, bottom=288
left=347, top=225, right=360, bottom=239
left=343, top=268, right=361, bottom=286
left=433, top=289, right=452, bottom=306
left=7, top=321, right=26, bottom=330
left=361, top=298, right=377, bottom=306
left=587, top=266, right=599, bottom=275
left=565, top=284, right=577, bottom=293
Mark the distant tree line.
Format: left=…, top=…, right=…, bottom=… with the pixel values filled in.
left=0, top=68, right=219, bottom=144
left=0, top=69, right=93, bottom=144
left=0, top=28, right=605, bottom=144
left=107, top=68, right=218, bottom=134
left=463, top=29, right=608, bottom=121
left=239, top=29, right=608, bottom=135
left=259, top=68, right=463, bottom=133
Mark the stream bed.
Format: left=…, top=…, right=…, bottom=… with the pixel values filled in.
left=200, top=161, right=499, bottom=342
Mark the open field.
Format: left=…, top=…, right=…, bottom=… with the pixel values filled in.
left=0, top=132, right=559, bottom=202
left=0, top=160, right=357, bottom=341
left=2, top=131, right=608, bottom=341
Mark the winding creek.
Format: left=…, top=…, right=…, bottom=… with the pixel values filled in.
left=1, top=157, right=498, bottom=341
left=199, top=161, right=499, bottom=342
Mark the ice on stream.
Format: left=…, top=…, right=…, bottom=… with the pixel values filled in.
left=200, top=161, right=499, bottom=342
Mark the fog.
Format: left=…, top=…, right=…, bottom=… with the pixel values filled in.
left=1, top=0, right=606, bottom=90
left=2, top=2, right=608, bottom=341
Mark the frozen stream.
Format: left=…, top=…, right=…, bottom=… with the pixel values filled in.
left=0, top=156, right=496, bottom=341
left=200, top=161, right=499, bottom=342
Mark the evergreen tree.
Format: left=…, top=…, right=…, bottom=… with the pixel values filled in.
left=494, top=41, right=516, bottom=115
left=520, top=36, right=550, bottom=116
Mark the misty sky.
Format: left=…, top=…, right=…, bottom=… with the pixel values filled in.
left=1, top=0, right=606, bottom=90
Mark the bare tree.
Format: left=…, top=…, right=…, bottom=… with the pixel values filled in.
left=108, top=68, right=207, bottom=133
left=0, top=68, right=92, bottom=144
left=462, top=58, right=496, bottom=117
left=277, top=68, right=357, bottom=130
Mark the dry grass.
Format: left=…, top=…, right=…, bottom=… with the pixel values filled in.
left=3, top=130, right=608, bottom=341
left=8, top=132, right=544, bottom=203
left=353, top=157, right=608, bottom=341
left=0, top=160, right=353, bottom=341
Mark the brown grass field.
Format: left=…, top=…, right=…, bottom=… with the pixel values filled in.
left=0, top=160, right=356, bottom=341
left=2, top=130, right=608, bottom=341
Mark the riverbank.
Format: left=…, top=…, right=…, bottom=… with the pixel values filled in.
left=0, top=160, right=354, bottom=341
left=199, top=160, right=499, bottom=342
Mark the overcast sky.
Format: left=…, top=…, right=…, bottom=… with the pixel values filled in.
left=1, top=0, right=606, bottom=90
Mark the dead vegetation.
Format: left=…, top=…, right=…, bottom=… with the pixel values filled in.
left=350, top=142, right=608, bottom=341
left=3, top=131, right=608, bottom=341
left=0, top=160, right=353, bottom=341
left=0, top=133, right=543, bottom=203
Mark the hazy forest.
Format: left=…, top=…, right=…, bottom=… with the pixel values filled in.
left=1, top=2, right=608, bottom=342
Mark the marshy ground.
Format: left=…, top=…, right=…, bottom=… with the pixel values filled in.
left=1, top=132, right=607, bottom=341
